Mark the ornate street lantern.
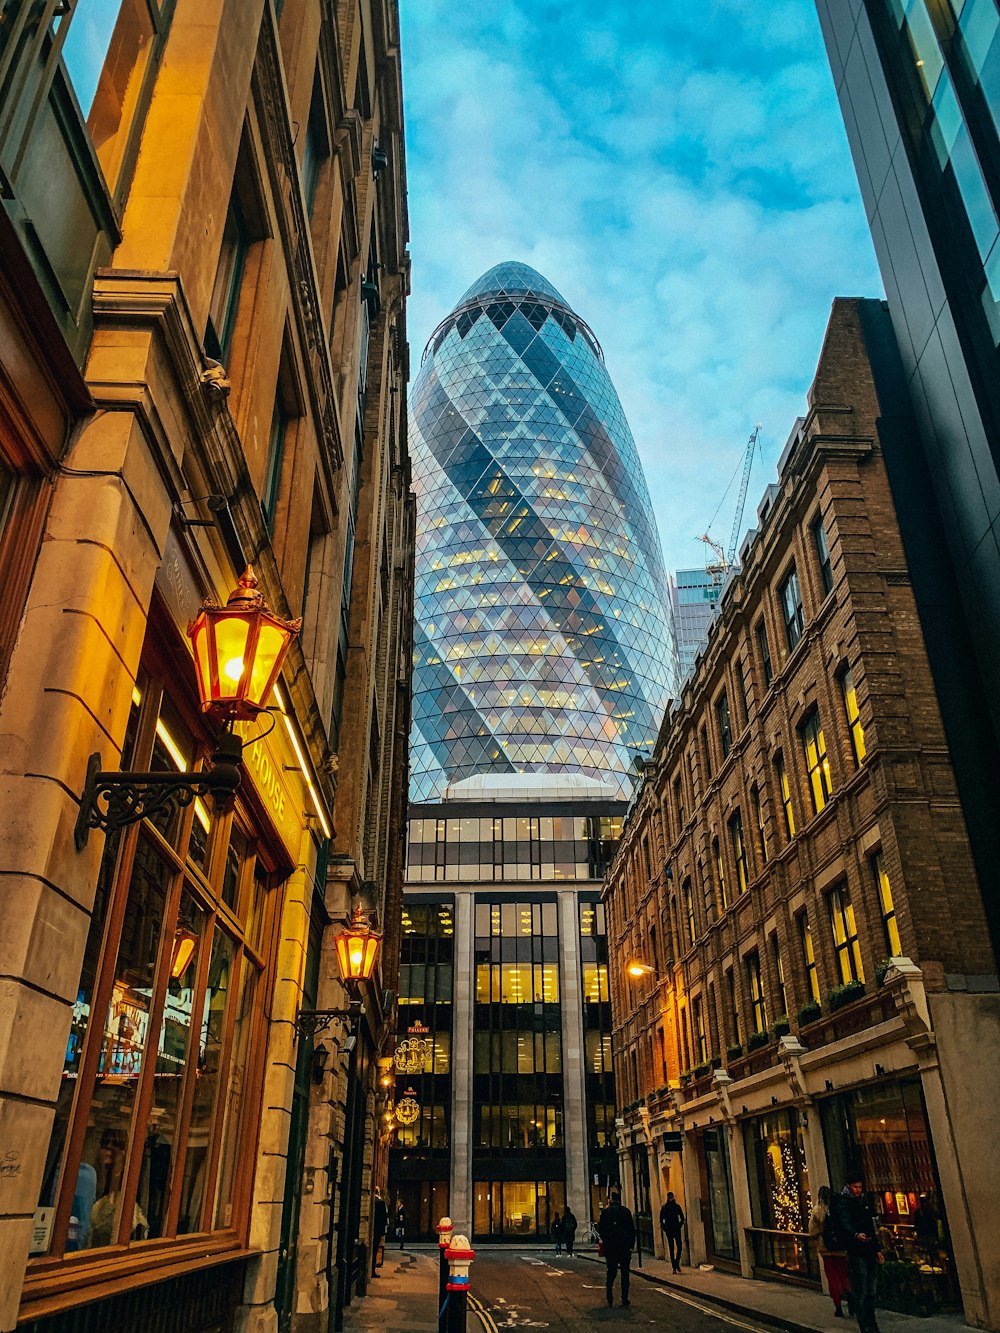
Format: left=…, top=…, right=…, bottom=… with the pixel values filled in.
left=334, top=901, right=382, bottom=986
left=187, top=566, right=301, bottom=722
left=75, top=567, right=300, bottom=850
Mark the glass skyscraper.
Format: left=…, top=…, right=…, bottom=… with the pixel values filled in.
left=389, top=263, right=673, bottom=1242
left=408, top=260, right=673, bottom=803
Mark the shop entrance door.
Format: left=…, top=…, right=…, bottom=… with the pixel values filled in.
left=702, top=1129, right=739, bottom=1263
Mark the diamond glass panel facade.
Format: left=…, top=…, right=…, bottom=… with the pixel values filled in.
left=409, top=262, right=673, bottom=802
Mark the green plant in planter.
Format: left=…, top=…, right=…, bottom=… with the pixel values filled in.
left=875, top=958, right=892, bottom=987
left=726, top=1042, right=743, bottom=1061
left=828, top=979, right=866, bottom=1012
left=747, top=1029, right=770, bottom=1052
left=693, top=1062, right=710, bottom=1079
left=679, top=1069, right=692, bottom=1086
left=797, top=1001, right=821, bottom=1025
left=773, top=1014, right=791, bottom=1036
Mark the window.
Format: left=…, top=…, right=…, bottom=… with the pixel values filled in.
left=746, top=950, right=767, bottom=1034
left=717, top=690, right=733, bottom=758
left=726, top=966, right=741, bottom=1044
left=841, top=666, right=867, bottom=766
left=798, top=914, right=820, bottom=1004
left=642, top=835, right=653, bottom=881
left=735, top=656, right=750, bottom=727
left=750, top=783, right=769, bottom=863
left=813, top=517, right=833, bottom=596
left=729, top=811, right=749, bottom=895
left=775, top=752, right=795, bottom=840
left=261, top=390, right=288, bottom=534
left=673, top=775, right=684, bottom=831
left=829, top=884, right=864, bottom=985
left=34, top=664, right=273, bottom=1259
left=713, top=838, right=728, bottom=910
left=872, top=851, right=902, bottom=956
left=693, top=997, right=708, bottom=1064
left=770, top=932, right=787, bottom=1017
left=301, top=73, right=329, bottom=216
left=683, top=877, right=696, bottom=946
left=700, top=724, right=713, bottom=781
left=801, top=711, right=832, bottom=814
left=756, top=619, right=773, bottom=687
left=780, top=565, right=804, bottom=651
left=58, top=0, right=161, bottom=197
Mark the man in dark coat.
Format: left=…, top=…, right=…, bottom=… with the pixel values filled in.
left=562, top=1205, right=578, bottom=1256
left=832, top=1168, right=883, bottom=1333
left=659, top=1191, right=685, bottom=1273
left=371, top=1187, right=388, bottom=1275
left=598, top=1188, right=636, bottom=1308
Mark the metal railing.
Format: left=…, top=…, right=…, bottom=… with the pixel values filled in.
left=746, top=1227, right=820, bottom=1282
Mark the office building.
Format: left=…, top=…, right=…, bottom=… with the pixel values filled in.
left=0, top=4, right=412, bottom=1331
left=605, top=299, right=999, bottom=1328
left=815, top=0, right=1000, bottom=971
left=668, top=567, right=723, bottom=685
left=389, top=262, right=674, bottom=1240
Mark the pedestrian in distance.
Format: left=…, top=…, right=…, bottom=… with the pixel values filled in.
left=833, top=1168, right=884, bottom=1333
left=371, top=1186, right=388, bottom=1276
left=598, top=1187, right=636, bottom=1308
left=395, top=1201, right=406, bottom=1251
left=562, top=1205, right=578, bottom=1256
left=808, top=1185, right=851, bottom=1317
left=551, top=1210, right=564, bottom=1254
left=659, top=1191, right=685, bottom=1273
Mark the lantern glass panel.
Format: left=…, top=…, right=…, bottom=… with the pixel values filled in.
left=191, top=620, right=213, bottom=709
left=248, top=620, right=292, bottom=709
left=212, top=614, right=254, bottom=703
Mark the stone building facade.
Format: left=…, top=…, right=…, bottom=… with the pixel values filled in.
left=0, top=3, right=412, bottom=1332
left=604, top=299, right=1000, bottom=1328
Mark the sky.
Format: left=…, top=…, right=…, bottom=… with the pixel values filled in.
left=397, top=0, right=885, bottom=578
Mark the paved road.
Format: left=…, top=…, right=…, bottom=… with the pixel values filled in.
left=470, top=1250, right=772, bottom=1330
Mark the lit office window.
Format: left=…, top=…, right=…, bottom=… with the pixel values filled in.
left=801, top=712, right=833, bottom=814
left=798, top=914, right=820, bottom=1004
left=775, top=752, right=795, bottom=840
left=750, top=783, right=769, bottom=863
left=872, top=851, right=902, bottom=956
left=728, top=811, right=749, bottom=895
left=745, top=951, right=767, bottom=1034
left=841, top=666, right=867, bottom=766
left=829, top=884, right=865, bottom=985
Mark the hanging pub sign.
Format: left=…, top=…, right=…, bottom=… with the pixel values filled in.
left=395, top=1088, right=420, bottom=1126
left=394, top=1036, right=431, bottom=1074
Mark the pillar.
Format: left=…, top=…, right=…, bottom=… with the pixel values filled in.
left=449, top=890, right=474, bottom=1233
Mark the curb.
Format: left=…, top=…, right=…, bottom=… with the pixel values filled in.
left=575, top=1251, right=823, bottom=1333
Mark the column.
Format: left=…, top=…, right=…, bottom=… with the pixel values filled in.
left=558, top=891, right=590, bottom=1224
left=725, top=1121, right=755, bottom=1278
left=449, top=889, right=474, bottom=1234
left=679, top=1135, right=706, bottom=1266
left=646, top=1132, right=665, bottom=1260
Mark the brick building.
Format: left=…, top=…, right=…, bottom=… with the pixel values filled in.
left=604, top=299, right=999, bottom=1327
left=0, top=3, right=412, bottom=1332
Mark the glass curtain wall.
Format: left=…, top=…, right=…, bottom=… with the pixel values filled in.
left=388, top=898, right=454, bottom=1239
left=472, top=898, right=564, bottom=1239
left=407, top=811, right=622, bottom=882
left=579, top=897, right=616, bottom=1222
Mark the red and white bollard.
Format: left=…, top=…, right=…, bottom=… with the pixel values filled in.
left=437, top=1215, right=454, bottom=1333
left=445, top=1233, right=475, bottom=1333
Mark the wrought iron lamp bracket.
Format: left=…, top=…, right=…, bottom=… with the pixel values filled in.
left=296, top=998, right=364, bottom=1039
left=74, top=730, right=243, bottom=852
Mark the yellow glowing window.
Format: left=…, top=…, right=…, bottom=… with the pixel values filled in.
left=776, top=753, right=795, bottom=840
left=873, top=850, right=902, bottom=956
left=841, top=667, right=867, bottom=765
left=801, top=712, right=832, bottom=814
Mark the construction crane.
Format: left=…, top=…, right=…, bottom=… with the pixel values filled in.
left=697, top=425, right=762, bottom=586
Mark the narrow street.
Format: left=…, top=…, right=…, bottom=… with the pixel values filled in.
left=470, top=1250, right=770, bottom=1331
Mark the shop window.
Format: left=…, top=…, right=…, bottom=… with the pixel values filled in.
left=58, top=0, right=167, bottom=199
left=728, top=810, right=748, bottom=895
left=829, top=883, right=864, bottom=985
left=716, top=690, right=733, bottom=758
left=840, top=665, right=867, bottom=766
left=798, top=913, right=820, bottom=1005
left=745, top=950, right=767, bottom=1034
left=33, top=666, right=274, bottom=1261
left=743, top=1110, right=813, bottom=1278
left=800, top=710, right=832, bottom=814
left=813, top=516, right=833, bottom=596
left=750, top=783, right=769, bottom=863
left=756, top=618, right=773, bottom=686
left=872, top=851, right=902, bottom=956
left=780, top=564, right=804, bottom=651
left=774, top=751, right=795, bottom=840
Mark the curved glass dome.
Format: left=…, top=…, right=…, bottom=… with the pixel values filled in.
left=409, top=261, right=673, bottom=803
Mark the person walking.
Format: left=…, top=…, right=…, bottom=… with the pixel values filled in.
left=371, top=1187, right=388, bottom=1276
left=833, top=1168, right=883, bottom=1333
left=551, top=1210, right=564, bottom=1254
left=562, top=1205, right=578, bottom=1256
left=659, top=1191, right=685, bottom=1273
left=808, top=1185, right=851, bottom=1317
left=394, top=1201, right=406, bottom=1251
left=598, top=1187, right=636, bottom=1308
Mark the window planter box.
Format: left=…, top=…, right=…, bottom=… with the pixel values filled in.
left=828, top=980, right=865, bottom=1012
left=747, top=1029, right=771, bottom=1053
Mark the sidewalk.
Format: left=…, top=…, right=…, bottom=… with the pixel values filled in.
left=343, top=1248, right=487, bottom=1333
left=574, top=1247, right=974, bottom=1333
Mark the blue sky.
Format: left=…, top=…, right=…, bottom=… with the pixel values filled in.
left=398, top=0, right=884, bottom=577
